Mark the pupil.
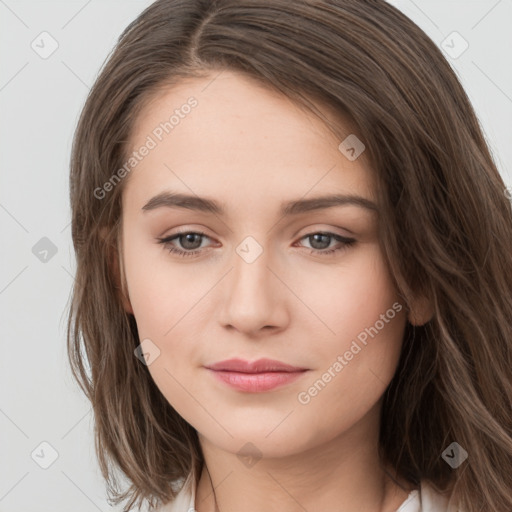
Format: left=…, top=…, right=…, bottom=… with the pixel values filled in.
left=182, top=233, right=201, bottom=249
left=311, top=234, right=330, bottom=249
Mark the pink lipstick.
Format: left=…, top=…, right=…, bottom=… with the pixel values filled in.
left=204, top=358, right=309, bottom=392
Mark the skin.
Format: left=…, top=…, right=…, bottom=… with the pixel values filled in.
left=117, top=70, right=431, bottom=512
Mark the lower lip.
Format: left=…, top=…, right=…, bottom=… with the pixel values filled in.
left=207, top=369, right=308, bottom=392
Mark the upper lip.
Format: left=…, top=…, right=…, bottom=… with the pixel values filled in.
left=205, top=358, right=308, bottom=373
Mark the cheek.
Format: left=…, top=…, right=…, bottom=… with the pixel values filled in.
left=122, top=228, right=199, bottom=338
left=301, top=244, right=403, bottom=344
left=297, top=245, right=407, bottom=405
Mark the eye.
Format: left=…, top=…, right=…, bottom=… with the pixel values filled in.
left=295, top=232, right=356, bottom=256
left=157, top=230, right=212, bottom=258
left=156, top=230, right=356, bottom=258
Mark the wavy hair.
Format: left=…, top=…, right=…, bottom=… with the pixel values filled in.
left=66, top=0, right=512, bottom=510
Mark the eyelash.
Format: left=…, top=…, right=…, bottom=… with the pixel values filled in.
left=156, top=230, right=356, bottom=258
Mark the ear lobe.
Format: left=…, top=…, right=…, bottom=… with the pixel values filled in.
left=407, top=294, right=434, bottom=326
left=100, top=226, right=134, bottom=315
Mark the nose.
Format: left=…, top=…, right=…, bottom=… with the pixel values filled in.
left=218, top=242, right=289, bottom=336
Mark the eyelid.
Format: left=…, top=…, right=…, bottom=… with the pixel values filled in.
left=162, top=224, right=354, bottom=242
left=293, top=223, right=356, bottom=240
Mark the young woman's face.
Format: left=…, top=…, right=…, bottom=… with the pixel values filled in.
left=120, top=70, right=407, bottom=458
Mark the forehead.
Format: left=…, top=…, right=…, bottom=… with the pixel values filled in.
left=122, top=70, right=375, bottom=215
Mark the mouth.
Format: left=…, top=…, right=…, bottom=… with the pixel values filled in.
left=204, top=358, right=309, bottom=392
left=206, top=368, right=309, bottom=392
left=204, top=357, right=308, bottom=373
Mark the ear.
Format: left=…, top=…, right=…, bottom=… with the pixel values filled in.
left=407, top=293, right=434, bottom=326
left=100, top=226, right=134, bottom=315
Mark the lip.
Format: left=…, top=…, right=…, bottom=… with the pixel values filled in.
left=204, top=358, right=309, bottom=392
left=205, top=358, right=308, bottom=373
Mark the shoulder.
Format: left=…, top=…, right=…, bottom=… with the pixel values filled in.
left=397, top=480, right=462, bottom=512
left=153, top=476, right=463, bottom=512
left=153, top=473, right=196, bottom=512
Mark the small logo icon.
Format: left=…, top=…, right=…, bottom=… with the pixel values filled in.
left=338, top=134, right=366, bottom=161
left=31, top=441, right=59, bottom=469
left=441, top=441, right=468, bottom=468
left=236, top=236, right=263, bottom=264
left=236, top=442, right=263, bottom=468
left=441, top=31, right=469, bottom=59
left=32, top=237, right=58, bottom=263
left=134, top=338, right=161, bottom=366
left=31, top=31, right=59, bottom=59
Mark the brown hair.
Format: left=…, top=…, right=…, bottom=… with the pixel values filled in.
left=66, top=0, right=512, bottom=510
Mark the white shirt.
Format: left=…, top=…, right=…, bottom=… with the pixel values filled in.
left=157, top=473, right=459, bottom=512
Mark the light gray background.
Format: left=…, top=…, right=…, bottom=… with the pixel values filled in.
left=1, top=1, right=511, bottom=511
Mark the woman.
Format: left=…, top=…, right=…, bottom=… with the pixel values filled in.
left=66, top=1, right=512, bottom=511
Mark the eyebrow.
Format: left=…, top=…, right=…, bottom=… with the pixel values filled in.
left=141, top=191, right=379, bottom=216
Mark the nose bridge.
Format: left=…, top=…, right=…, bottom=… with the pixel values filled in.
left=220, top=234, right=286, bottom=332
left=231, top=234, right=275, bottom=304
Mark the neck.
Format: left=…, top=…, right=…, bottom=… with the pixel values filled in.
left=193, top=406, right=413, bottom=512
